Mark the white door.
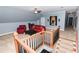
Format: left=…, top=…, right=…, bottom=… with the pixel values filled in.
left=40, top=17, right=45, bottom=26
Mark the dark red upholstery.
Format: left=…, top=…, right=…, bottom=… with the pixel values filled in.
left=17, top=25, right=26, bottom=34
left=31, top=25, right=46, bottom=32
left=19, top=25, right=26, bottom=31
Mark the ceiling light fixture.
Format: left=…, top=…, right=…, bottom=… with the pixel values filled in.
left=34, top=8, right=41, bottom=14
left=34, top=8, right=38, bottom=14
left=34, top=10, right=38, bottom=14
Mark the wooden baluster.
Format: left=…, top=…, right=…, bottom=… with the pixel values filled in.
left=36, top=36, right=38, bottom=49
left=25, top=39, right=29, bottom=53
left=35, top=35, right=36, bottom=50
left=42, top=32, right=44, bottom=46
left=14, top=38, right=19, bottom=53
left=34, top=36, right=35, bottom=50
left=36, top=37, right=37, bottom=49
left=33, top=36, right=34, bottom=50
left=31, top=36, right=34, bottom=50
left=26, top=39, right=28, bottom=46
left=27, top=39, right=30, bottom=53
left=28, top=39, right=30, bottom=47
left=30, top=38, right=31, bottom=49
left=34, top=37, right=36, bottom=50
left=32, top=37, right=33, bottom=49
left=30, top=38, right=32, bottom=49
left=35, top=36, right=37, bottom=50
left=24, top=39, right=27, bottom=53
left=33, top=36, right=35, bottom=50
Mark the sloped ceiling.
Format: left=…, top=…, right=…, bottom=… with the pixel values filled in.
left=0, top=6, right=42, bottom=23
left=0, top=6, right=78, bottom=23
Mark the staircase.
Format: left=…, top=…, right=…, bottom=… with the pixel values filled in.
left=53, top=37, right=76, bottom=53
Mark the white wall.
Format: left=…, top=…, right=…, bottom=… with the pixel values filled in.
left=42, top=10, right=66, bottom=31
left=36, top=20, right=40, bottom=25
left=0, top=7, right=41, bottom=35
left=0, top=21, right=36, bottom=34
left=40, top=17, right=46, bottom=26
left=77, top=9, right=79, bottom=52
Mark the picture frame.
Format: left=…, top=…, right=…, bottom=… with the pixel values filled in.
left=50, top=16, right=57, bottom=26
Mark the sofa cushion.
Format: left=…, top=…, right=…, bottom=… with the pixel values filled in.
left=17, top=25, right=26, bottom=34
left=31, top=25, right=45, bottom=32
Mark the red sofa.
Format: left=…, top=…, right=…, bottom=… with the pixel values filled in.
left=17, top=24, right=46, bottom=34
left=17, top=25, right=26, bottom=34
left=31, top=25, right=46, bottom=32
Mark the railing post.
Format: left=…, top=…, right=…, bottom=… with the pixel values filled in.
left=50, top=32, right=53, bottom=48
left=14, top=38, right=19, bottom=53
left=42, top=31, right=44, bottom=46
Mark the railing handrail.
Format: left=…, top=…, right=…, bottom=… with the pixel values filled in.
left=13, top=32, right=36, bottom=53
left=13, top=31, right=46, bottom=53
left=15, top=37, right=35, bottom=53
left=13, top=28, right=60, bottom=53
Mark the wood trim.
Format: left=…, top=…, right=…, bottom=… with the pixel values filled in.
left=14, top=38, right=19, bottom=53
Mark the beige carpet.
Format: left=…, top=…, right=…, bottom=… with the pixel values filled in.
left=0, top=34, right=16, bottom=53
left=60, top=28, right=76, bottom=42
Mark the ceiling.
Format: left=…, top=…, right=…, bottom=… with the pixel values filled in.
left=0, top=6, right=78, bottom=23
left=14, top=6, right=78, bottom=13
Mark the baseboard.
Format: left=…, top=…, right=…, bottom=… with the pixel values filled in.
left=0, top=31, right=15, bottom=36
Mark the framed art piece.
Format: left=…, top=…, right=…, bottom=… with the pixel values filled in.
left=50, top=16, right=57, bottom=26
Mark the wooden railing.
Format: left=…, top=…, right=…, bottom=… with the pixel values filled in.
left=44, top=28, right=59, bottom=48
left=13, top=31, right=46, bottom=53
left=13, top=28, right=59, bottom=53
left=13, top=28, right=77, bottom=53
left=13, top=32, right=36, bottom=53
left=16, top=28, right=78, bottom=53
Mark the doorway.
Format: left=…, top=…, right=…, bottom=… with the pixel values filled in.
left=68, top=17, right=73, bottom=28
left=65, top=12, right=77, bottom=31
left=65, top=16, right=77, bottom=31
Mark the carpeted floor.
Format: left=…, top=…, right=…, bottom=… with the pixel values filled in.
left=60, top=28, right=76, bottom=42
left=0, top=34, right=16, bottom=53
